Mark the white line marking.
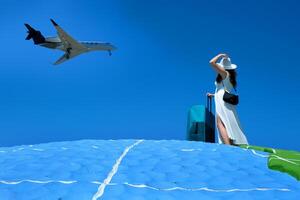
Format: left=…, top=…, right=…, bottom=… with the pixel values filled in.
left=91, top=181, right=102, bottom=185
left=269, top=156, right=300, bottom=165
left=0, top=180, right=120, bottom=186
left=181, top=149, right=202, bottom=152
left=181, top=149, right=194, bottom=152
left=91, top=181, right=117, bottom=186
left=91, top=140, right=144, bottom=200
left=272, top=155, right=300, bottom=162
left=32, top=148, right=44, bottom=152
left=247, top=148, right=300, bottom=165
left=61, top=147, right=68, bottom=150
left=12, top=147, right=25, bottom=152
left=0, top=180, right=77, bottom=185
left=125, top=182, right=159, bottom=190
left=0, top=180, right=292, bottom=193
left=250, top=150, right=269, bottom=158
left=122, top=183, right=290, bottom=192
left=278, top=157, right=300, bottom=161
left=92, top=146, right=99, bottom=149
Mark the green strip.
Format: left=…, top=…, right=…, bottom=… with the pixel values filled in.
left=238, top=144, right=300, bottom=181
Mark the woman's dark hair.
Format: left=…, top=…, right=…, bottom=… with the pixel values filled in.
left=216, top=69, right=237, bottom=88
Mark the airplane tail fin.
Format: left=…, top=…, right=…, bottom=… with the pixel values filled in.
left=24, top=23, right=45, bottom=44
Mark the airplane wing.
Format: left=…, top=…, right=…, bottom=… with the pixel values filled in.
left=54, top=50, right=85, bottom=65
left=50, top=19, right=86, bottom=51
left=50, top=19, right=88, bottom=65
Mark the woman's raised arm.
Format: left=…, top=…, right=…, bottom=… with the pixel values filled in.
left=209, top=53, right=228, bottom=79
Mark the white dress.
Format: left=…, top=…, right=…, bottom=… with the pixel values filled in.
left=214, top=73, right=249, bottom=145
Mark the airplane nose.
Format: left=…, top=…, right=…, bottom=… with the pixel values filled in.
left=110, top=44, right=117, bottom=51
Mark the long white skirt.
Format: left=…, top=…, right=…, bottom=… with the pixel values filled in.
left=215, top=88, right=249, bottom=145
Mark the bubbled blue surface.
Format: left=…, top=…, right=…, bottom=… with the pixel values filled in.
left=0, top=139, right=299, bottom=200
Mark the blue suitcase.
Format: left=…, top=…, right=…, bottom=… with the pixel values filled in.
left=187, top=96, right=215, bottom=142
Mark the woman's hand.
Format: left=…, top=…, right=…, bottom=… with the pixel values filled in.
left=206, top=92, right=214, bottom=97
left=218, top=53, right=228, bottom=58
left=209, top=53, right=228, bottom=64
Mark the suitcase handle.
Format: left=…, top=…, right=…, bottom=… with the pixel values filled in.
left=207, top=95, right=212, bottom=113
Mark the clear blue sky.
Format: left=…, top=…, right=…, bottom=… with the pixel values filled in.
left=1, top=0, right=300, bottom=151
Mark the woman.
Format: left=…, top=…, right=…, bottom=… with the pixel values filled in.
left=207, top=53, right=248, bottom=146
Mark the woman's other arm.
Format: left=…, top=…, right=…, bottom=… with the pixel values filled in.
left=209, top=53, right=228, bottom=79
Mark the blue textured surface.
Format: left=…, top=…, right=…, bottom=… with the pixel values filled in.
left=0, top=140, right=299, bottom=199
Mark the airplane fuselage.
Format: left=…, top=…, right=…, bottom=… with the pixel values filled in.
left=39, top=36, right=116, bottom=52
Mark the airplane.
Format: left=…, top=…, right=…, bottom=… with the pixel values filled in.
left=25, top=19, right=117, bottom=65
